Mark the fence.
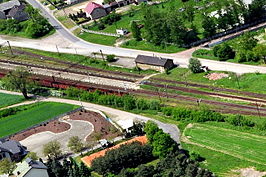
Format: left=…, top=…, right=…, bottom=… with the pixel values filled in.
left=82, top=29, right=119, bottom=37
left=183, top=17, right=266, bottom=48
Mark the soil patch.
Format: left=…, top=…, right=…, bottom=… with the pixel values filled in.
left=234, top=167, right=266, bottom=177
left=69, top=110, right=121, bottom=141
left=10, top=120, right=70, bottom=141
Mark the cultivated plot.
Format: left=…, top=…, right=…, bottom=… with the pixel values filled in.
left=0, top=92, right=25, bottom=108
left=184, top=123, right=266, bottom=165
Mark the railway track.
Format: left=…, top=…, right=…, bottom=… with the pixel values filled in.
left=0, top=68, right=265, bottom=117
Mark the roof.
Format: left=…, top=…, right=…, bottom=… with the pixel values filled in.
left=0, top=139, right=24, bottom=154
left=7, top=4, right=28, bottom=21
left=135, top=55, right=172, bottom=67
left=117, top=119, right=134, bottom=129
left=81, top=136, right=147, bottom=167
left=0, top=11, right=6, bottom=19
left=84, top=2, right=103, bottom=14
left=0, top=0, right=20, bottom=12
left=13, top=158, right=47, bottom=177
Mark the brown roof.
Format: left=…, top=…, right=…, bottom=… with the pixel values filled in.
left=81, top=136, right=147, bottom=167
left=135, top=55, right=172, bottom=67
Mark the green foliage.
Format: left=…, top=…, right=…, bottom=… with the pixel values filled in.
left=213, top=44, right=235, bottom=61
left=91, top=142, right=154, bottom=175
left=144, top=121, right=178, bottom=158
left=188, top=58, right=203, bottom=73
left=253, top=44, right=266, bottom=63
left=64, top=88, right=161, bottom=112
left=238, top=32, right=258, bottom=51
left=102, top=12, right=121, bottom=25
left=202, top=16, right=217, bottom=38
left=2, top=67, right=31, bottom=99
left=68, top=136, right=84, bottom=153
left=106, top=54, right=116, bottom=62
left=0, top=158, right=16, bottom=175
left=25, top=152, right=39, bottom=161
left=43, top=140, right=62, bottom=159
left=125, top=122, right=145, bottom=138
left=131, top=21, right=141, bottom=41
left=226, top=114, right=255, bottom=127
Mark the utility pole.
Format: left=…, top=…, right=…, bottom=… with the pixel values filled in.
left=7, top=41, right=13, bottom=55
left=55, top=45, right=60, bottom=56
left=99, top=50, right=104, bottom=61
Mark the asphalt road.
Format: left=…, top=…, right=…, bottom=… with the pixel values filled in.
left=4, top=0, right=266, bottom=74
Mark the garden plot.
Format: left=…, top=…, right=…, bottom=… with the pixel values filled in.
left=184, top=123, right=266, bottom=165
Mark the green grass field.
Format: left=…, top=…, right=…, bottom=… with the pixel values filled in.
left=0, top=93, right=25, bottom=108
left=155, top=68, right=266, bottom=94
left=0, top=102, right=78, bottom=137
left=78, top=32, right=118, bottom=46
left=184, top=123, right=266, bottom=166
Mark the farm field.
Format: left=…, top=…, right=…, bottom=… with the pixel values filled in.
left=0, top=92, right=25, bottom=108
left=0, top=102, right=78, bottom=138
left=184, top=123, right=266, bottom=166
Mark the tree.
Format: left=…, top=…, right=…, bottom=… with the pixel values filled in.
left=238, top=32, right=258, bottom=51
left=79, top=162, right=92, bottom=177
left=0, top=159, right=16, bottom=175
left=68, top=136, right=84, bottom=153
left=213, top=44, right=235, bottom=61
left=25, top=152, right=39, bottom=160
left=131, top=21, right=141, bottom=41
left=2, top=67, right=31, bottom=99
left=188, top=58, right=203, bottom=73
left=43, top=140, right=62, bottom=159
left=253, top=44, right=266, bottom=63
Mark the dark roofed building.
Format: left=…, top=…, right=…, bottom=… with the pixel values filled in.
left=0, top=0, right=20, bottom=13
left=7, top=4, right=29, bottom=22
left=0, top=11, right=6, bottom=19
left=0, top=139, right=28, bottom=162
left=135, top=55, right=174, bottom=72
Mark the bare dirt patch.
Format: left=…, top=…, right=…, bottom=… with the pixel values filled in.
left=69, top=110, right=121, bottom=141
left=234, top=167, right=266, bottom=177
left=10, top=120, right=71, bottom=141
left=204, top=73, right=229, bottom=80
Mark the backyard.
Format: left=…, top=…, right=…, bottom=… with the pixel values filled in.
left=0, top=102, right=78, bottom=137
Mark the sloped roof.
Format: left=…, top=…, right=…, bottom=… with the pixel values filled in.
left=84, top=2, right=103, bottom=14
left=0, top=11, right=6, bottom=19
left=135, top=55, right=172, bottom=67
left=0, top=139, right=23, bottom=154
left=13, top=158, right=47, bottom=177
left=81, top=136, right=148, bottom=167
left=7, top=4, right=28, bottom=21
left=0, top=0, right=20, bottom=12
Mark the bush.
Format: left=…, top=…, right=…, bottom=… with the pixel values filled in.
left=213, top=44, right=235, bottom=61
left=106, top=54, right=116, bottom=62
left=102, top=12, right=121, bottom=25
left=226, top=114, right=255, bottom=127
left=188, top=58, right=203, bottom=73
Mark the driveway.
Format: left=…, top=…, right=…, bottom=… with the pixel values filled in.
left=20, top=118, right=94, bottom=158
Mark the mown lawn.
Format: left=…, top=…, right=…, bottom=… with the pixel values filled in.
left=78, top=32, right=118, bottom=46
left=155, top=68, right=266, bottom=94
left=0, top=102, right=78, bottom=137
left=184, top=123, right=266, bottom=166
left=0, top=93, right=25, bottom=108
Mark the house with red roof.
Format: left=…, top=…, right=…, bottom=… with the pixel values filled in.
left=84, top=2, right=107, bottom=20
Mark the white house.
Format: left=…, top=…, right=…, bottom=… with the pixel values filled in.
left=13, top=158, right=49, bottom=177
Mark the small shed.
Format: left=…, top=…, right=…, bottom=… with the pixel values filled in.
left=116, top=28, right=128, bottom=36
left=135, top=55, right=174, bottom=72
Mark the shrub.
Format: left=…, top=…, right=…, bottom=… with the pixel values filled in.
left=226, top=114, right=255, bottom=127
left=213, top=44, right=235, bottom=61
left=106, top=54, right=116, bottom=62
left=188, top=58, right=203, bottom=73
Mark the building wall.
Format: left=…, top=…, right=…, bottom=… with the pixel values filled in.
left=0, top=152, right=11, bottom=161
left=89, top=8, right=107, bottom=19
left=136, top=63, right=165, bottom=72
left=24, top=169, right=49, bottom=177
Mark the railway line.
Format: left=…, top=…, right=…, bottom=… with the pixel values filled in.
left=0, top=66, right=265, bottom=117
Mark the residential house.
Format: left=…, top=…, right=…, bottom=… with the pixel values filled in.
left=0, top=139, right=28, bottom=162
left=84, top=2, right=107, bottom=19
left=13, top=158, right=49, bottom=177
left=135, top=55, right=175, bottom=72
left=0, top=0, right=29, bottom=22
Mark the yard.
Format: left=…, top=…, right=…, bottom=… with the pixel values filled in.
left=183, top=123, right=266, bottom=167
left=0, top=102, right=78, bottom=138
left=0, top=92, right=25, bottom=108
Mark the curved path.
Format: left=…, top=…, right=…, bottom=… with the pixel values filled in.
left=20, top=119, right=94, bottom=158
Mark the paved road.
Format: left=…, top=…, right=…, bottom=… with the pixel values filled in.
left=2, top=0, right=266, bottom=74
